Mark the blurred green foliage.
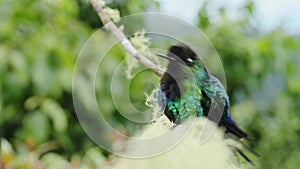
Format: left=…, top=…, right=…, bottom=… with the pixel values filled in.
left=0, top=0, right=95, bottom=160
left=1, top=0, right=300, bottom=169
left=198, top=3, right=300, bottom=168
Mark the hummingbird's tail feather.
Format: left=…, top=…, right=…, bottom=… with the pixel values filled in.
left=225, top=123, right=259, bottom=165
left=224, top=122, right=258, bottom=146
left=243, top=136, right=259, bottom=147
left=224, top=122, right=248, bottom=139
left=237, top=139, right=260, bottom=157
left=232, top=146, right=255, bottom=166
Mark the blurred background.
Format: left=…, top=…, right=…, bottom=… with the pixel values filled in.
left=1, top=0, right=300, bottom=168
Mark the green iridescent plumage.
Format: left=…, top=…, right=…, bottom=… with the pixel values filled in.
left=158, top=57, right=206, bottom=123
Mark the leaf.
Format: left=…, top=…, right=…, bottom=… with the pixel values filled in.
left=245, top=1, right=254, bottom=14
left=41, top=153, right=70, bottom=169
left=1, top=139, right=15, bottom=166
left=198, top=11, right=210, bottom=29
left=82, top=147, right=106, bottom=168
left=17, top=111, right=50, bottom=145
left=41, top=99, right=68, bottom=133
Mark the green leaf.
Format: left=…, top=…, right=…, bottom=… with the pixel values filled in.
left=245, top=1, right=254, bottom=14
left=17, top=111, right=50, bottom=144
left=41, top=153, right=70, bottom=169
left=42, top=99, right=68, bottom=133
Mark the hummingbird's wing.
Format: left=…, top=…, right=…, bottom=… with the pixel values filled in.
left=201, top=75, right=254, bottom=140
left=200, top=74, right=259, bottom=164
left=199, top=74, right=230, bottom=123
left=156, top=79, right=181, bottom=123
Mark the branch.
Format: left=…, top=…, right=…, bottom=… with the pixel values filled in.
left=89, top=0, right=164, bottom=77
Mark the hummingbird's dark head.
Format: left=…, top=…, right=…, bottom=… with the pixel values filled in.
left=157, top=44, right=199, bottom=67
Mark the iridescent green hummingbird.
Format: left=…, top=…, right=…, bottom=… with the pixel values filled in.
left=156, top=44, right=259, bottom=165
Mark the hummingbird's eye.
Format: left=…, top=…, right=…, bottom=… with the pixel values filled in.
left=186, top=58, right=193, bottom=63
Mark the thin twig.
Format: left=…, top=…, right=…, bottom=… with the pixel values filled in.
left=89, top=0, right=164, bottom=77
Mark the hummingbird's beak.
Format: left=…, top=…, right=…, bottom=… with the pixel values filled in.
left=156, top=53, right=176, bottom=61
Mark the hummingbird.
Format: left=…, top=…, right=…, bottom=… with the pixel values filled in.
left=156, top=44, right=259, bottom=165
